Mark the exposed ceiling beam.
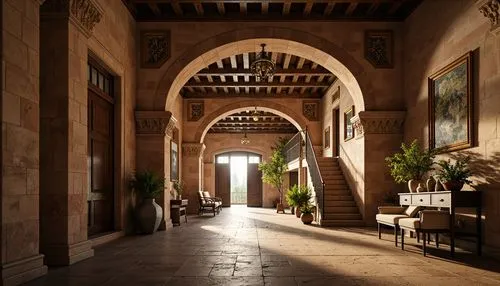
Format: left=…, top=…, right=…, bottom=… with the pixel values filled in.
left=304, top=1, right=313, bottom=16
left=193, top=1, right=204, bottom=16
left=148, top=3, right=161, bottom=16
left=214, top=121, right=292, bottom=126
left=262, top=1, right=269, bottom=14
left=209, top=129, right=297, bottom=134
left=240, top=2, right=247, bottom=15
left=171, top=1, right=183, bottom=15
left=196, top=67, right=331, bottom=77
left=345, top=2, right=358, bottom=16
left=283, top=0, right=291, bottom=15
left=367, top=2, right=381, bottom=15
left=185, top=80, right=330, bottom=88
left=132, top=0, right=405, bottom=3
left=216, top=2, right=225, bottom=14
left=183, top=91, right=323, bottom=98
left=388, top=2, right=402, bottom=15
left=324, top=2, right=335, bottom=16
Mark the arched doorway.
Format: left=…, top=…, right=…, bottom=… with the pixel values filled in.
left=215, top=152, right=263, bottom=207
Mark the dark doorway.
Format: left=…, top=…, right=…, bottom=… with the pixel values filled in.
left=215, top=152, right=262, bottom=207
left=289, top=171, right=298, bottom=188
left=87, top=60, right=114, bottom=236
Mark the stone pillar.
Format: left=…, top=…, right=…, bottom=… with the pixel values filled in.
left=182, top=143, right=205, bottom=214
left=135, top=111, right=177, bottom=230
left=1, top=0, right=49, bottom=284
left=351, top=111, right=406, bottom=225
left=39, top=0, right=102, bottom=266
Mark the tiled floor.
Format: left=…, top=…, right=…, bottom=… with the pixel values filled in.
left=26, top=206, right=500, bottom=285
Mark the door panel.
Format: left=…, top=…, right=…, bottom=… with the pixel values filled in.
left=247, top=164, right=262, bottom=207
left=289, top=172, right=298, bottom=188
left=88, top=89, right=114, bottom=236
left=215, top=163, right=230, bottom=207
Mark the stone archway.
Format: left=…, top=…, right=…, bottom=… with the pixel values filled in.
left=154, top=27, right=369, bottom=113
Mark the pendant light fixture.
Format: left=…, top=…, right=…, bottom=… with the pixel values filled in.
left=241, top=133, right=250, bottom=145
left=252, top=107, right=259, bottom=122
left=250, top=44, right=276, bottom=81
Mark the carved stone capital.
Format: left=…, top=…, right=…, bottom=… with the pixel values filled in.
left=41, top=0, right=103, bottom=38
left=182, top=143, right=206, bottom=157
left=351, top=111, right=406, bottom=136
left=476, top=0, right=500, bottom=34
left=135, top=111, right=177, bottom=136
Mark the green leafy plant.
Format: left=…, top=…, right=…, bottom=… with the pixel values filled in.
left=130, top=170, right=165, bottom=199
left=285, top=184, right=300, bottom=207
left=300, top=204, right=315, bottom=215
left=385, top=140, right=437, bottom=183
left=436, top=157, right=472, bottom=184
left=295, top=185, right=312, bottom=208
left=259, top=139, right=288, bottom=205
left=173, top=180, right=185, bottom=197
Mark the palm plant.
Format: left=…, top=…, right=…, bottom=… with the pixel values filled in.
left=130, top=170, right=165, bottom=199
left=436, top=157, right=472, bottom=191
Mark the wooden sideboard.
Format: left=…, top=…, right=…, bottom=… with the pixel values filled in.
left=171, top=199, right=188, bottom=226
left=399, top=191, right=482, bottom=256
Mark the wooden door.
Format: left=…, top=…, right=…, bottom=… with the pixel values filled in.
left=247, top=163, right=262, bottom=207
left=88, top=89, right=114, bottom=236
left=215, top=161, right=231, bottom=207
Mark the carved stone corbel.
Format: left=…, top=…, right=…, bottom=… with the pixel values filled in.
left=182, top=143, right=206, bottom=158
left=41, top=0, right=103, bottom=38
left=135, top=111, right=177, bottom=136
left=476, top=0, right=500, bottom=34
left=351, top=111, right=406, bottom=137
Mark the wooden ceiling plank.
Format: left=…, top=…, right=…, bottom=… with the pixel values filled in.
left=304, top=1, right=313, bottom=16
left=296, top=57, right=306, bottom=69
left=262, top=1, right=269, bottom=14
left=171, top=1, right=183, bottom=16
left=185, top=80, right=330, bottom=88
left=324, top=2, right=335, bottom=16
left=240, top=2, right=247, bottom=15
left=216, top=2, right=225, bottom=15
left=283, top=53, right=292, bottom=69
left=283, top=0, right=291, bottom=16
left=388, top=2, right=402, bottom=15
left=194, top=1, right=204, bottom=16
left=243, top=53, right=250, bottom=82
left=367, top=2, right=381, bottom=15
left=196, top=67, right=331, bottom=77
left=183, top=91, right=323, bottom=98
left=317, top=75, right=325, bottom=82
left=345, top=2, right=358, bottom=16
left=148, top=3, right=162, bottom=16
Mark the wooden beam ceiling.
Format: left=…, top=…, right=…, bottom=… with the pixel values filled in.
left=209, top=111, right=298, bottom=134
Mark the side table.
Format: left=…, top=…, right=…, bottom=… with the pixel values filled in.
left=171, top=199, right=188, bottom=226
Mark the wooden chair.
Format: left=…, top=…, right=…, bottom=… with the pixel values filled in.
left=197, top=191, right=222, bottom=216
left=376, top=206, right=422, bottom=246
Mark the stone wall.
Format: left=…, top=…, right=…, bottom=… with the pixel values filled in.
left=203, top=133, right=292, bottom=208
left=404, top=0, right=500, bottom=247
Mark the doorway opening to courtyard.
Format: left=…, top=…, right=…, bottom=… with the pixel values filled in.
left=215, top=152, right=262, bottom=207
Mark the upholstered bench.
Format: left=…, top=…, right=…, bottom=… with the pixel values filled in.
left=376, top=206, right=422, bottom=246
left=399, top=210, right=450, bottom=256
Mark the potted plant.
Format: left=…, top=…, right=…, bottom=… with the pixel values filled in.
left=436, top=157, right=472, bottom=192
left=173, top=180, right=184, bottom=200
left=285, top=184, right=300, bottom=215
left=385, top=140, right=437, bottom=193
left=300, top=204, right=315, bottom=225
left=259, top=139, right=288, bottom=213
left=130, top=170, right=165, bottom=234
left=295, top=185, right=312, bottom=218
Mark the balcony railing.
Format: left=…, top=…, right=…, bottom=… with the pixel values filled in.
left=282, top=131, right=301, bottom=164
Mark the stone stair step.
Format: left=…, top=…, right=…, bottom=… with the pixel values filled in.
left=323, top=179, right=347, bottom=185
left=324, top=195, right=354, bottom=201
left=324, top=184, right=349, bottom=190
left=320, top=219, right=365, bottom=227
left=322, top=175, right=344, bottom=180
left=323, top=190, right=351, bottom=196
left=324, top=206, right=359, bottom=213
left=324, top=200, right=356, bottom=207
left=323, top=213, right=362, bottom=220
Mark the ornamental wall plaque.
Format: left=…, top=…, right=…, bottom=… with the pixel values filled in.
left=187, top=101, right=204, bottom=121
left=365, top=30, right=394, bottom=69
left=141, top=30, right=171, bottom=69
left=302, top=100, right=320, bottom=121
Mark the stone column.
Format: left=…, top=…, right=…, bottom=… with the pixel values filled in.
left=135, top=111, right=177, bottom=230
left=1, top=0, right=49, bottom=284
left=351, top=111, right=406, bottom=225
left=39, top=0, right=102, bottom=266
left=182, top=143, right=205, bottom=214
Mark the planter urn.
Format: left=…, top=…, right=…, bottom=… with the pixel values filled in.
left=295, top=208, right=302, bottom=218
left=442, top=181, right=464, bottom=192
left=137, top=198, right=163, bottom=234
left=301, top=213, right=314, bottom=224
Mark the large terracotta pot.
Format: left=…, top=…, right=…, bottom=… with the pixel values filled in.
left=137, top=198, right=163, bottom=234
left=443, top=181, right=464, bottom=192
left=295, top=208, right=302, bottom=218
left=301, top=213, right=314, bottom=225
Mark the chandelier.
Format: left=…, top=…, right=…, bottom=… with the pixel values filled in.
left=241, top=133, right=250, bottom=145
left=251, top=107, right=259, bottom=122
left=250, top=44, right=276, bottom=81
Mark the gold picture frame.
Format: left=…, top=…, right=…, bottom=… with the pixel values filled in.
left=344, top=106, right=355, bottom=141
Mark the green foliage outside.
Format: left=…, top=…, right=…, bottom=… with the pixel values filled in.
left=259, top=138, right=289, bottom=205
left=436, top=157, right=472, bottom=184
left=385, top=140, right=437, bottom=183
left=130, top=170, right=165, bottom=199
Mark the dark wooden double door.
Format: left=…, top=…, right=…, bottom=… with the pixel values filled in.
left=215, top=153, right=262, bottom=207
left=88, top=89, right=114, bottom=236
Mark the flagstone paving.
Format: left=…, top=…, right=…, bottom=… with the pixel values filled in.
left=25, top=206, right=500, bottom=285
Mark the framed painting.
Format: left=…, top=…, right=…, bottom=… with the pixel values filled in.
left=170, top=141, right=179, bottom=181
left=324, top=127, right=330, bottom=149
left=429, top=52, right=473, bottom=152
left=344, top=106, right=355, bottom=141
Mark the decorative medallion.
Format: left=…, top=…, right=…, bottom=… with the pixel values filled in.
left=182, top=143, right=205, bottom=157
left=188, top=101, right=204, bottom=121
left=351, top=111, right=406, bottom=137
left=135, top=111, right=177, bottom=136
left=476, top=0, right=500, bottom=34
left=302, top=100, right=320, bottom=121
left=365, top=30, right=394, bottom=69
left=41, top=0, right=103, bottom=38
left=141, top=30, right=171, bottom=68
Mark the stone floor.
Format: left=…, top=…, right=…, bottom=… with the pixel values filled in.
left=26, top=206, right=500, bottom=285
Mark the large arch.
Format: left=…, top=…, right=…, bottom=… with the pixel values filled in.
left=154, top=27, right=368, bottom=113
left=194, top=100, right=306, bottom=143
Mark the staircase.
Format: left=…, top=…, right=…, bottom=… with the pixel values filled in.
left=316, top=157, right=364, bottom=227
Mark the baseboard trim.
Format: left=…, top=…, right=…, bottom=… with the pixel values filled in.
left=90, top=231, right=125, bottom=247
left=2, top=254, right=47, bottom=286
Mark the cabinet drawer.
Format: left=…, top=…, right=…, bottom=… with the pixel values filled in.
left=399, top=194, right=411, bottom=205
left=412, top=194, right=430, bottom=206
left=431, top=193, right=451, bottom=207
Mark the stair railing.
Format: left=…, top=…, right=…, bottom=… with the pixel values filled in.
left=304, top=128, right=325, bottom=220
left=282, top=131, right=301, bottom=164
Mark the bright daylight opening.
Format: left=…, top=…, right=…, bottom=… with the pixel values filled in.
left=230, top=156, right=247, bottom=205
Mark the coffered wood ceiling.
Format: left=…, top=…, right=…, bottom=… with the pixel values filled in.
left=182, top=51, right=336, bottom=98
left=123, top=0, right=422, bottom=21
left=209, top=110, right=297, bottom=134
